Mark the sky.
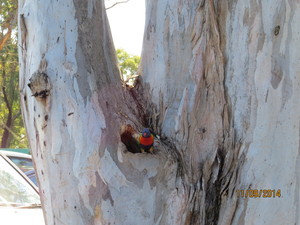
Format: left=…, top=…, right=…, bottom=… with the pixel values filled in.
left=105, top=0, right=145, bottom=56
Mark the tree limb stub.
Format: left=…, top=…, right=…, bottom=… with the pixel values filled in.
left=28, top=72, right=51, bottom=99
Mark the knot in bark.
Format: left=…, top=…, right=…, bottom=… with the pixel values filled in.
left=28, top=72, right=51, bottom=99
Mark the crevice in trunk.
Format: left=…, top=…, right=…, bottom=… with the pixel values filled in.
left=127, top=79, right=149, bottom=127
left=205, top=148, right=225, bottom=225
left=120, top=125, right=141, bottom=154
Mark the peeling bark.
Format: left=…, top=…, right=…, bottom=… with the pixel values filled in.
left=141, top=1, right=234, bottom=223
left=141, top=0, right=300, bottom=224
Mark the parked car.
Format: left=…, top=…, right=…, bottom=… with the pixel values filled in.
left=0, top=148, right=30, bottom=154
left=0, top=153, right=45, bottom=225
left=0, top=150, right=38, bottom=187
left=0, top=150, right=33, bottom=173
left=25, top=169, right=38, bottom=187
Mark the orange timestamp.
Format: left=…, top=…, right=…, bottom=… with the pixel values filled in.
left=236, top=189, right=281, bottom=198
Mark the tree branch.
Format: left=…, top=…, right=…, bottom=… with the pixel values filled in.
left=0, top=121, right=21, bottom=140
left=105, top=0, right=130, bottom=10
left=12, top=110, right=21, bottom=121
left=2, top=86, right=11, bottom=113
left=0, top=8, right=18, bottom=51
left=0, top=29, right=12, bottom=51
left=1, top=86, right=13, bottom=148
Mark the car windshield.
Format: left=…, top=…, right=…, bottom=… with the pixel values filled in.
left=8, top=156, right=33, bottom=173
left=0, top=155, right=40, bottom=207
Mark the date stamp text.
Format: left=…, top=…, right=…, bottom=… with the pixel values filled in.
left=236, top=189, right=281, bottom=198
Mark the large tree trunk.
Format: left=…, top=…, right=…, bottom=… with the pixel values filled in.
left=18, top=0, right=300, bottom=225
left=142, top=0, right=300, bottom=224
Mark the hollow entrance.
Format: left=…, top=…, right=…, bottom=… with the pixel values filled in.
left=120, top=126, right=141, bottom=153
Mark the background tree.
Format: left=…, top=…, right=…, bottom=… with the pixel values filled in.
left=116, top=48, right=140, bottom=86
left=0, top=0, right=27, bottom=148
left=19, top=1, right=300, bottom=225
left=0, top=0, right=17, bottom=51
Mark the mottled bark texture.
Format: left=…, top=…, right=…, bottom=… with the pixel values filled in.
left=141, top=0, right=300, bottom=225
left=141, top=1, right=234, bottom=224
left=19, top=0, right=300, bottom=225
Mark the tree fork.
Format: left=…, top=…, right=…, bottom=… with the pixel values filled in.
left=19, top=0, right=300, bottom=224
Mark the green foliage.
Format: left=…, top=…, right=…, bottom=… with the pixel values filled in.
left=1, top=1, right=17, bottom=16
left=0, top=0, right=18, bottom=49
left=0, top=0, right=28, bottom=148
left=116, top=48, right=140, bottom=78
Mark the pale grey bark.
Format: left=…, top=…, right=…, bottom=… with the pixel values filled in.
left=141, top=0, right=300, bottom=225
left=18, top=0, right=300, bottom=225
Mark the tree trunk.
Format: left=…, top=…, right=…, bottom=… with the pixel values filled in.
left=142, top=0, right=300, bottom=224
left=1, top=86, right=13, bottom=148
left=18, top=0, right=300, bottom=225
